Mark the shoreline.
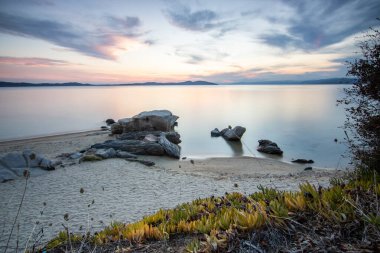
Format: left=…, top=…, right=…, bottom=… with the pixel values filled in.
left=0, top=130, right=346, bottom=181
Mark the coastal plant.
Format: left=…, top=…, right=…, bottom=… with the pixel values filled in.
left=43, top=176, right=380, bottom=252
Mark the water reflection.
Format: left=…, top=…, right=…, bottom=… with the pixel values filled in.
left=0, top=85, right=349, bottom=168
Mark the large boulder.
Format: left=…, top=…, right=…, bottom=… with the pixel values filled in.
left=257, top=140, right=283, bottom=155
left=222, top=126, right=246, bottom=141
left=118, top=110, right=179, bottom=132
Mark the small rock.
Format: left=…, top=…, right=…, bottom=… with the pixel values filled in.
left=304, top=167, right=313, bottom=171
left=182, top=157, right=187, bottom=160
left=106, top=118, right=115, bottom=125
left=334, top=138, right=338, bottom=142
left=190, top=159, right=194, bottom=164
left=211, top=128, right=221, bottom=137
left=291, top=159, right=314, bottom=164
left=80, top=155, right=102, bottom=162
left=69, top=152, right=83, bottom=159
left=234, top=183, right=238, bottom=187
left=100, top=126, right=108, bottom=131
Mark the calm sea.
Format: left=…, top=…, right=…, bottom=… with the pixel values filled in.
left=0, top=85, right=350, bottom=168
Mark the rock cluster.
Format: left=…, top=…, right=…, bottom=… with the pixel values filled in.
left=94, top=110, right=181, bottom=158
left=257, top=140, right=283, bottom=155
left=211, top=126, right=246, bottom=141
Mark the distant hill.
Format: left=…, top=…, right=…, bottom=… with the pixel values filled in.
left=232, top=78, right=356, bottom=85
left=0, top=80, right=217, bottom=87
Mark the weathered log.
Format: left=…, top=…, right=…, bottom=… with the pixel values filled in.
left=117, top=131, right=181, bottom=144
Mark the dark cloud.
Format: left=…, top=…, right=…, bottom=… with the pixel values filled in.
left=106, top=16, right=142, bottom=37
left=263, top=0, right=380, bottom=50
left=164, top=5, right=235, bottom=35
left=0, top=12, right=144, bottom=60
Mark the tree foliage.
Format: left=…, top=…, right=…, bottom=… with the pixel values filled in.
left=340, top=26, right=380, bottom=172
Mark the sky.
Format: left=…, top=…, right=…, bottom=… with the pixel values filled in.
left=0, top=0, right=379, bottom=84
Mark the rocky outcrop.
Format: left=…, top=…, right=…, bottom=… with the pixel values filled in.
left=0, top=151, right=58, bottom=182
left=211, top=126, right=246, bottom=141
left=118, top=110, right=179, bottom=132
left=257, top=140, right=283, bottom=155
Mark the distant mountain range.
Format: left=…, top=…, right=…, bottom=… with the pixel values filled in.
left=232, top=78, right=356, bottom=85
left=0, top=78, right=356, bottom=87
left=0, top=80, right=217, bottom=87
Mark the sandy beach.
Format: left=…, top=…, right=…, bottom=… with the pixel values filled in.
left=0, top=130, right=347, bottom=250
left=0, top=130, right=345, bottom=184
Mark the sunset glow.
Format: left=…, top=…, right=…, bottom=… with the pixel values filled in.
left=0, top=0, right=379, bottom=83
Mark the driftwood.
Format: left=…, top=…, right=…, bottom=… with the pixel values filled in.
left=118, top=131, right=181, bottom=144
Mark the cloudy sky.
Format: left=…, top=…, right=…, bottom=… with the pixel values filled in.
left=0, top=0, right=379, bottom=84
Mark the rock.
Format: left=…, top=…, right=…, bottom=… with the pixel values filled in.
left=0, top=164, right=17, bottom=182
left=211, top=128, right=221, bottom=137
left=92, top=140, right=165, bottom=156
left=143, top=134, right=158, bottom=142
left=118, top=110, right=179, bottom=132
left=334, top=138, right=338, bottom=142
left=111, top=123, right=123, bottom=134
left=125, top=158, right=155, bottom=166
left=158, top=134, right=181, bottom=159
left=0, top=151, right=57, bottom=182
left=118, top=131, right=181, bottom=144
left=106, top=118, right=115, bottom=125
left=304, top=167, right=313, bottom=171
left=80, top=155, right=103, bottom=162
left=223, top=126, right=246, bottom=141
left=220, top=128, right=228, bottom=136
left=95, top=148, right=117, bottom=159
left=70, top=152, right=83, bottom=159
left=39, top=158, right=55, bottom=170
left=291, top=159, right=314, bottom=164
left=100, top=126, right=109, bottom=131
left=116, top=151, right=137, bottom=159
left=1, top=152, right=28, bottom=168
left=257, top=140, right=283, bottom=155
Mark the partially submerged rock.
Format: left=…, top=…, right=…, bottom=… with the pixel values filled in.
left=223, top=126, right=246, bottom=141
left=211, top=126, right=246, bottom=141
left=211, top=128, right=221, bottom=137
left=106, top=118, right=115, bottom=125
left=118, top=110, right=179, bottom=132
left=257, top=140, right=283, bottom=155
left=292, top=159, right=314, bottom=164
